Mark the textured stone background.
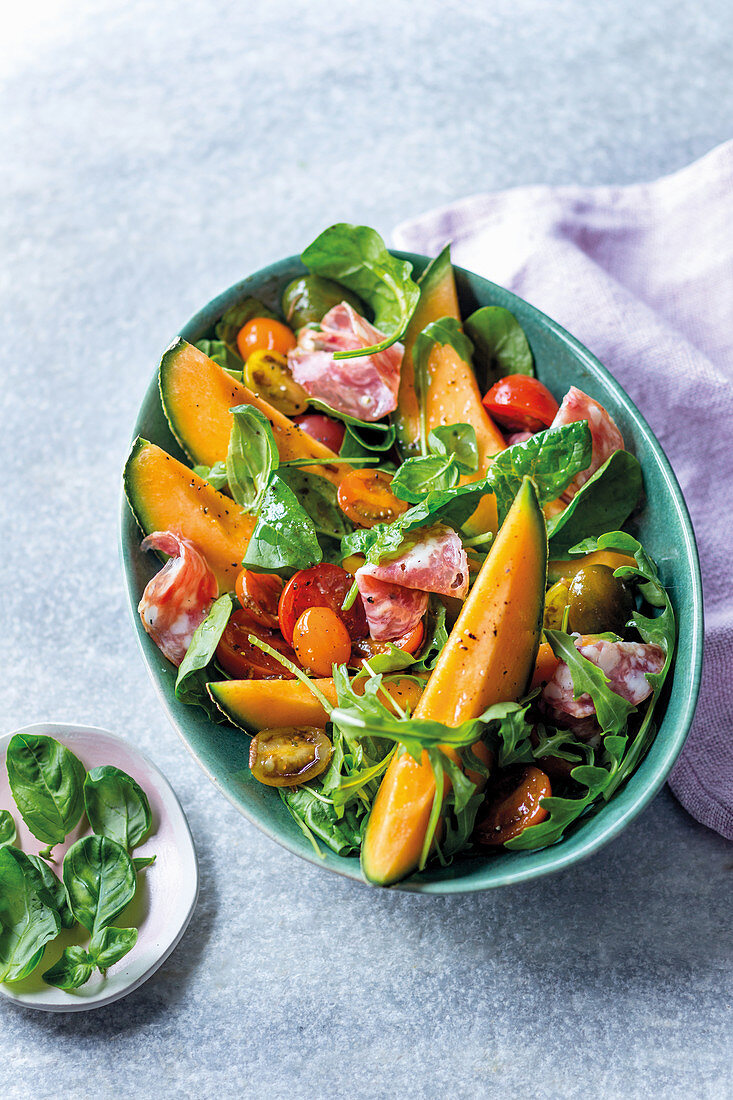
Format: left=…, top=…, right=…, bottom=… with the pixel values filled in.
left=1, top=1, right=731, bottom=1096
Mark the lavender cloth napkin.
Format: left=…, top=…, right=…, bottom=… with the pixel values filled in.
left=393, top=141, right=733, bottom=840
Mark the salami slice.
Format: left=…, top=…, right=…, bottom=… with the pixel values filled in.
left=550, top=386, right=624, bottom=498
left=355, top=573, right=429, bottom=641
left=542, top=638, right=665, bottom=725
left=288, top=302, right=402, bottom=421
left=357, top=524, right=469, bottom=599
left=138, top=531, right=218, bottom=666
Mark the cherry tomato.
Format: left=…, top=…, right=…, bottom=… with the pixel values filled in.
left=235, top=570, right=283, bottom=630
left=243, top=350, right=308, bottom=417
left=292, top=607, right=352, bottom=676
left=237, top=317, right=297, bottom=360
left=215, top=610, right=301, bottom=679
left=349, top=621, right=425, bottom=667
left=292, top=413, right=346, bottom=453
left=337, top=469, right=409, bottom=528
left=474, top=765, right=552, bottom=846
left=482, top=375, right=560, bottom=433
left=278, top=563, right=368, bottom=645
left=249, top=726, right=332, bottom=787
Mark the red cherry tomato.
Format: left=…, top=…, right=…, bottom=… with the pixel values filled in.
left=337, top=469, right=409, bottom=528
left=215, top=610, right=301, bottom=679
left=349, top=621, right=425, bottom=667
left=292, top=607, right=352, bottom=676
left=236, top=317, right=296, bottom=360
left=474, top=765, right=552, bottom=846
left=482, top=375, right=560, bottom=433
left=278, top=563, right=368, bottom=645
left=292, top=413, right=346, bottom=453
left=235, top=570, right=283, bottom=630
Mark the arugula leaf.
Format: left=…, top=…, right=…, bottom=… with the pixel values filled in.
left=301, top=224, right=420, bottom=360
left=89, top=926, right=138, bottom=973
left=6, top=733, right=86, bottom=854
left=413, top=318, right=474, bottom=454
left=194, top=339, right=244, bottom=378
left=26, top=854, right=74, bottom=928
left=547, top=451, right=643, bottom=558
left=215, top=297, right=278, bottom=347
left=243, top=473, right=322, bottom=573
left=175, top=594, right=233, bottom=715
left=226, top=405, right=279, bottom=512
left=0, top=846, right=61, bottom=982
left=42, top=946, right=95, bottom=990
left=487, top=421, right=592, bottom=523
left=83, top=766, right=152, bottom=851
left=464, top=306, right=534, bottom=387
left=278, top=468, right=352, bottom=541
left=0, top=810, right=15, bottom=848
left=192, top=461, right=228, bottom=492
left=544, top=629, right=636, bottom=736
left=411, top=597, right=448, bottom=673
left=62, top=836, right=136, bottom=936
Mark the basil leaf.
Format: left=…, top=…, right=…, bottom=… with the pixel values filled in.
left=301, top=223, right=420, bottom=360
left=0, top=810, right=15, bottom=848
left=42, top=945, right=95, bottom=990
left=26, top=854, right=74, bottom=928
left=215, top=297, right=278, bottom=347
left=413, top=318, right=474, bottom=454
left=278, top=468, right=351, bottom=540
left=547, top=451, right=643, bottom=558
left=226, top=405, right=278, bottom=512
left=544, top=629, right=636, bottom=735
left=63, top=836, right=136, bottom=935
left=428, top=424, right=479, bottom=473
left=194, top=339, right=244, bottom=378
left=89, top=926, right=138, bottom=973
left=133, top=855, right=156, bottom=871
left=192, top=461, right=228, bottom=492
left=175, top=594, right=233, bottom=712
left=0, top=846, right=61, bottom=982
left=464, top=306, right=534, bottom=387
left=6, top=733, right=86, bottom=852
left=487, top=421, right=592, bottom=523
left=243, top=473, right=322, bottom=573
left=83, top=766, right=152, bottom=851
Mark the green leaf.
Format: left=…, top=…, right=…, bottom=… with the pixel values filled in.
left=89, top=926, right=138, bottom=973
left=62, top=836, right=136, bottom=936
left=0, top=810, right=15, bottom=848
left=243, top=473, right=322, bottom=573
left=0, top=846, right=61, bottom=982
left=428, top=424, right=479, bottom=473
left=192, top=461, right=228, bottom=492
left=487, top=421, right=592, bottom=523
left=6, top=733, right=86, bottom=852
left=391, top=453, right=460, bottom=503
left=547, top=451, right=643, bottom=558
left=464, top=306, right=534, bottom=387
left=26, top=854, right=74, bottom=928
left=83, top=766, right=152, bottom=851
left=301, top=223, right=420, bottom=359
left=278, top=468, right=352, bottom=541
left=226, top=404, right=279, bottom=512
left=215, top=297, right=278, bottom=347
left=42, top=946, right=95, bottom=990
left=544, top=629, right=636, bottom=736
left=194, top=339, right=244, bottom=378
left=413, top=318, right=474, bottom=454
left=281, top=274, right=365, bottom=330
left=133, top=855, right=156, bottom=871
left=175, top=594, right=233, bottom=713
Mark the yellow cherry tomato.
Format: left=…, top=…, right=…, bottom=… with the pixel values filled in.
left=337, top=469, right=409, bottom=528
left=244, top=349, right=309, bottom=417
left=292, top=606, right=352, bottom=677
left=249, top=726, right=332, bottom=787
left=543, top=579, right=570, bottom=630
left=237, top=317, right=297, bottom=359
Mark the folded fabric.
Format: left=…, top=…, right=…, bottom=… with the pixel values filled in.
left=394, top=141, right=733, bottom=840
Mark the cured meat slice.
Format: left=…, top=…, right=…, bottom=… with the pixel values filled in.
left=542, top=637, right=665, bottom=725
left=138, top=531, right=218, bottom=666
left=288, top=302, right=402, bottom=421
left=355, top=573, right=429, bottom=642
left=550, top=386, right=624, bottom=498
left=505, top=430, right=533, bottom=446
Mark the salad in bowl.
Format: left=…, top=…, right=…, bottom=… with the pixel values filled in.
left=123, top=223, right=680, bottom=888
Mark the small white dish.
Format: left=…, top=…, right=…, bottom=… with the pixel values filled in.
left=0, top=722, right=199, bottom=1012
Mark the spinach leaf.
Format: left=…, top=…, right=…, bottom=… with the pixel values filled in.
left=226, top=405, right=278, bottom=512
left=243, top=473, right=322, bottom=573
left=487, top=421, right=592, bottom=523
left=0, top=810, right=15, bottom=848
left=280, top=787, right=362, bottom=856
left=547, top=450, right=643, bottom=558
left=89, top=926, right=138, bottom=973
left=194, top=339, right=244, bottom=378
left=412, top=597, right=449, bottom=673
left=175, top=594, right=233, bottom=713
left=42, top=946, right=95, bottom=990
left=0, top=846, right=61, bottom=982
left=307, top=398, right=396, bottom=448
left=83, top=766, right=152, bottom=851
left=133, top=855, right=156, bottom=871
left=215, top=297, right=278, bottom=347
left=429, top=424, right=479, bottom=473
left=6, top=733, right=86, bottom=854
left=301, top=224, right=420, bottom=360
left=26, top=854, right=74, bottom=928
left=62, top=836, right=136, bottom=935
left=464, top=306, right=534, bottom=387
left=413, top=318, right=474, bottom=454
left=544, top=629, right=636, bottom=736
left=278, top=468, right=351, bottom=541
left=192, top=461, right=228, bottom=492
left=391, top=424, right=478, bottom=503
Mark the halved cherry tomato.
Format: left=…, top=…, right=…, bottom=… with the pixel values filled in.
left=292, top=607, right=352, bottom=676
left=482, top=375, right=560, bottom=433
left=337, top=469, right=409, bottom=528
left=215, top=609, right=301, bottom=679
left=244, top=350, right=308, bottom=417
left=235, top=570, right=283, bottom=630
left=349, top=621, right=425, bottom=667
left=474, top=765, right=552, bottom=846
left=529, top=641, right=561, bottom=690
left=249, top=726, right=332, bottom=787
left=237, top=317, right=297, bottom=360
left=278, top=563, right=368, bottom=645
left=292, top=413, right=346, bottom=453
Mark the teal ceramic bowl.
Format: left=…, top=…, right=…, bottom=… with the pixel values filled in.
left=120, top=252, right=703, bottom=893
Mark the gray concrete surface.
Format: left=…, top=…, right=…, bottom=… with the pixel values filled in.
left=1, top=0, right=731, bottom=1096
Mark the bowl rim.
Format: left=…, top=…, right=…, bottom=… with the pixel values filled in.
left=119, top=249, right=704, bottom=894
